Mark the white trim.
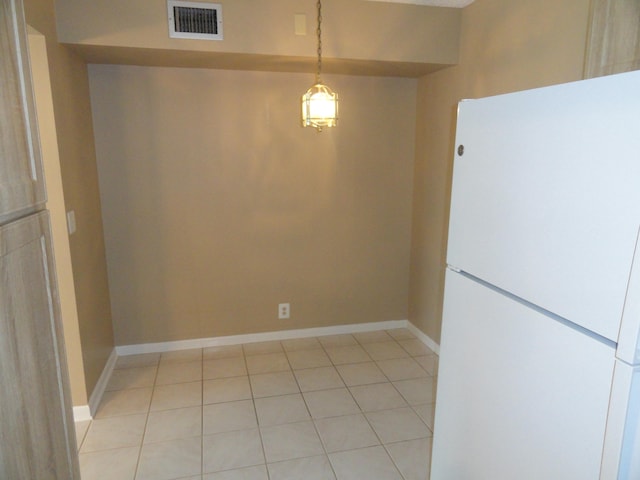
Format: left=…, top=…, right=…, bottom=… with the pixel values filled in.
left=87, top=348, right=118, bottom=418
left=115, top=320, right=409, bottom=356
left=74, top=320, right=437, bottom=423
left=407, top=321, right=440, bottom=355
left=72, top=405, right=92, bottom=423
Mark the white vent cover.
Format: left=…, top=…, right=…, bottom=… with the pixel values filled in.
left=167, top=1, right=223, bottom=41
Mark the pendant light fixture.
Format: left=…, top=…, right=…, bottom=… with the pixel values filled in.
left=301, top=0, right=338, bottom=132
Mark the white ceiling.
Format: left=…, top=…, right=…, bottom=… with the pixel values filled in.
left=366, top=0, right=475, bottom=7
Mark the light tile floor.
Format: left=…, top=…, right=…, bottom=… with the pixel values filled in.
left=75, top=328, right=438, bottom=480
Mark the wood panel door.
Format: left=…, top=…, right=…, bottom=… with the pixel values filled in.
left=584, top=0, right=640, bottom=78
left=0, top=212, right=80, bottom=479
left=1, top=0, right=80, bottom=477
left=0, top=0, right=46, bottom=223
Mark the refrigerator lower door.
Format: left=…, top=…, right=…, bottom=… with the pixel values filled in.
left=431, top=270, right=616, bottom=480
left=601, top=362, right=640, bottom=479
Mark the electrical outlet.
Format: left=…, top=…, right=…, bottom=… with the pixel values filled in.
left=278, top=303, right=290, bottom=319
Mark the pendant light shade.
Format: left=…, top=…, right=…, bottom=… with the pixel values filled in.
left=301, top=0, right=338, bottom=132
left=301, top=82, right=338, bottom=131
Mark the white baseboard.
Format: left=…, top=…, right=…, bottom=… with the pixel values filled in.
left=407, top=321, right=440, bottom=355
left=115, top=319, right=410, bottom=356
left=74, top=319, right=438, bottom=424
left=73, top=405, right=92, bottom=423
left=76, top=347, right=117, bottom=421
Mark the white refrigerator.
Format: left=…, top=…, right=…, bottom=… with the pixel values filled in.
left=431, top=70, right=640, bottom=479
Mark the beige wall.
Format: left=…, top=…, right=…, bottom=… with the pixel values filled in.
left=22, top=0, right=598, bottom=367
left=28, top=29, right=87, bottom=406
left=408, top=0, right=592, bottom=343
left=55, top=0, right=460, bottom=74
left=90, top=65, right=416, bottom=346
left=24, top=0, right=114, bottom=403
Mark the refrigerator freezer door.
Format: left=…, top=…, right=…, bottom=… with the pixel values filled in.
left=447, top=71, right=640, bottom=342
left=431, top=270, right=616, bottom=480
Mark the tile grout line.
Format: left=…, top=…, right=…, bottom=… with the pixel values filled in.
left=331, top=332, right=428, bottom=480
left=245, top=342, right=274, bottom=480
left=315, top=334, right=405, bottom=479
left=85, top=328, right=434, bottom=480
left=289, top=340, right=341, bottom=480
left=132, top=353, right=161, bottom=480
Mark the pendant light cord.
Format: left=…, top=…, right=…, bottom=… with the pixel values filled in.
left=316, top=0, right=322, bottom=83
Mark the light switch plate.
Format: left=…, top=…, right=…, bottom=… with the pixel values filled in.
left=66, top=210, right=76, bottom=235
left=294, top=14, right=306, bottom=36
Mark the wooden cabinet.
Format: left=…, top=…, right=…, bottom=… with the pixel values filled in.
left=584, top=0, right=640, bottom=78
left=0, top=0, right=80, bottom=478
left=0, top=0, right=46, bottom=223
left=0, top=212, right=80, bottom=479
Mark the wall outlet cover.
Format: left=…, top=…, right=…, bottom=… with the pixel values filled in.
left=278, top=303, right=290, bottom=319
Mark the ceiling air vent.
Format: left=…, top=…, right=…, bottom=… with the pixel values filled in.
left=167, top=1, right=223, bottom=41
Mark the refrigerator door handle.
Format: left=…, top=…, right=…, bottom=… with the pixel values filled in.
left=616, top=224, right=640, bottom=365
